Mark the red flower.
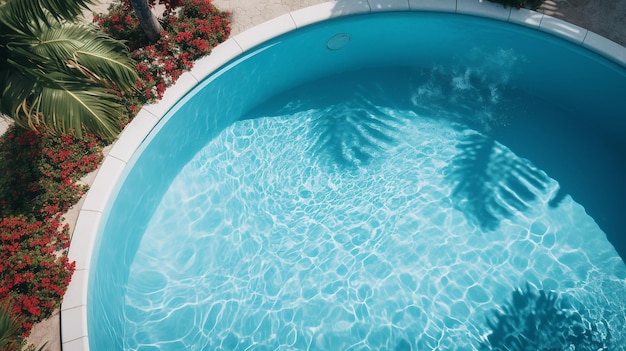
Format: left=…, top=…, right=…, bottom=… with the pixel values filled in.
left=164, top=60, right=176, bottom=71
left=191, top=39, right=209, bottom=52
left=0, top=215, right=75, bottom=336
left=175, top=31, right=193, bottom=42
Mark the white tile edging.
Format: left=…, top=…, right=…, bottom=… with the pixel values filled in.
left=60, top=1, right=626, bottom=350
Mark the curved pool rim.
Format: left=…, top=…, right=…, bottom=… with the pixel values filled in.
left=59, top=1, right=626, bottom=350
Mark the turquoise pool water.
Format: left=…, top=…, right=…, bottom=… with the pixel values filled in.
left=89, top=12, right=626, bottom=350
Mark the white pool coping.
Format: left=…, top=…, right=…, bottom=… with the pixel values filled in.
left=59, top=1, right=626, bottom=350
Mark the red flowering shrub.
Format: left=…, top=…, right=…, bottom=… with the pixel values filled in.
left=93, top=1, right=148, bottom=50
left=0, top=127, right=104, bottom=220
left=0, top=127, right=100, bottom=337
left=0, top=216, right=75, bottom=339
left=95, top=0, right=231, bottom=105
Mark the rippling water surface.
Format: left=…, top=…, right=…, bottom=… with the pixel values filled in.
left=122, top=67, right=626, bottom=350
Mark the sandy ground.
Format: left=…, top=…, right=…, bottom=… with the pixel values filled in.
left=9, top=0, right=625, bottom=350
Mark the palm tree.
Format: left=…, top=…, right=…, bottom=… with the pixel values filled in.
left=0, top=0, right=139, bottom=139
left=129, top=0, right=163, bottom=42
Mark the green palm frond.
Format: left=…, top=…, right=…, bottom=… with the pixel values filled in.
left=28, top=24, right=86, bottom=62
left=0, top=0, right=93, bottom=31
left=31, top=24, right=138, bottom=90
left=12, top=80, right=127, bottom=138
left=0, top=71, right=37, bottom=116
left=4, top=23, right=138, bottom=89
left=1, top=13, right=138, bottom=138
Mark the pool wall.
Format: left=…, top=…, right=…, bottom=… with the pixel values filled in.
left=59, top=1, right=626, bottom=350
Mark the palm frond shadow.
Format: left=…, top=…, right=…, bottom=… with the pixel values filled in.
left=481, top=283, right=612, bottom=350
left=309, top=94, right=403, bottom=169
left=449, top=132, right=550, bottom=230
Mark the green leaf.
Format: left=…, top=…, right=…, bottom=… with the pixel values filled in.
left=0, top=300, right=25, bottom=350
left=26, top=82, right=126, bottom=138
left=26, top=24, right=138, bottom=91
left=0, top=0, right=94, bottom=30
left=0, top=71, right=38, bottom=116
left=1, top=5, right=138, bottom=139
left=73, top=35, right=139, bottom=91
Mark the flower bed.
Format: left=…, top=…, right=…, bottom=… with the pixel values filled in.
left=0, top=130, right=104, bottom=221
left=0, top=216, right=75, bottom=335
left=0, top=0, right=231, bottom=348
left=95, top=0, right=231, bottom=108
left=0, top=129, right=103, bottom=349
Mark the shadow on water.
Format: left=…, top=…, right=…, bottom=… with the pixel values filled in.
left=481, top=283, right=612, bottom=350
left=245, top=59, right=626, bottom=258
left=449, top=131, right=551, bottom=231
left=245, top=69, right=413, bottom=170
left=492, top=105, right=626, bottom=258
left=308, top=93, right=401, bottom=169
left=325, top=0, right=626, bottom=257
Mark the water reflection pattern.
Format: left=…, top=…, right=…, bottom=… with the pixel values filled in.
left=125, top=110, right=625, bottom=349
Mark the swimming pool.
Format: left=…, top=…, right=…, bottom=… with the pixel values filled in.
left=61, top=2, right=626, bottom=351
